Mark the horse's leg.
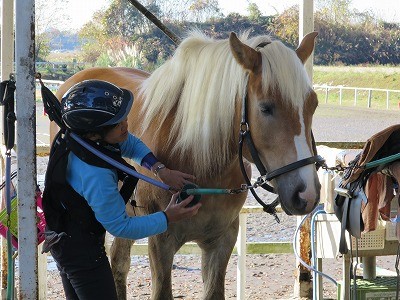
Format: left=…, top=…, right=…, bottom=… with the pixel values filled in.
left=148, top=233, right=181, bottom=300
left=199, top=219, right=239, bottom=300
left=110, top=237, right=134, bottom=300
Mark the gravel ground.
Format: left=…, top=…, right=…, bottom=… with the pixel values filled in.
left=17, top=103, right=400, bottom=299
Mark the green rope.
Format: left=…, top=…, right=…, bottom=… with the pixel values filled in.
left=6, top=230, right=15, bottom=300
left=365, top=152, right=400, bottom=169
left=186, top=153, right=400, bottom=195
left=185, top=188, right=233, bottom=195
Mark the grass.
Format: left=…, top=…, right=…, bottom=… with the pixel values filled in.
left=45, top=51, right=81, bottom=63
left=314, top=66, right=400, bottom=90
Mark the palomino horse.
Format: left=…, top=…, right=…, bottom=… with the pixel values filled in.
left=54, top=31, right=321, bottom=299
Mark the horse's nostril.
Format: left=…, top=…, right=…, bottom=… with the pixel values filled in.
left=293, top=196, right=308, bottom=211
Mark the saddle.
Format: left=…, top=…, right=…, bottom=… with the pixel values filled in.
left=334, top=124, right=400, bottom=254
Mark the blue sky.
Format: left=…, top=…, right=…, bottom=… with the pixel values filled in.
left=67, top=0, right=399, bottom=30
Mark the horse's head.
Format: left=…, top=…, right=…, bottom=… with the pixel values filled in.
left=230, top=32, right=320, bottom=215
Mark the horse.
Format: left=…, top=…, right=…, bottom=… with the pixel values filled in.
left=53, top=30, right=321, bottom=299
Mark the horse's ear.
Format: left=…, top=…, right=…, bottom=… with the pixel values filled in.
left=229, top=32, right=261, bottom=73
left=295, top=31, right=318, bottom=64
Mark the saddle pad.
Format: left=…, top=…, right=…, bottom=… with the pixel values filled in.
left=343, top=124, right=400, bottom=186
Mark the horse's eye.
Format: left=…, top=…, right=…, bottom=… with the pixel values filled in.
left=260, top=103, right=274, bottom=115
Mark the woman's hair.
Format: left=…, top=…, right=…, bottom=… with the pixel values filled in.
left=81, top=123, right=119, bottom=142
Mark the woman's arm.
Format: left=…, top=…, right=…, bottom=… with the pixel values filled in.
left=120, top=134, right=196, bottom=190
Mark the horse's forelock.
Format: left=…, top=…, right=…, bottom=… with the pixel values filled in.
left=257, top=40, right=312, bottom=108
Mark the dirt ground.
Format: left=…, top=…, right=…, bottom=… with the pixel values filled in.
left=43, top=253, right=333, bottom=300
left=39, top=236, right=399, bottom=300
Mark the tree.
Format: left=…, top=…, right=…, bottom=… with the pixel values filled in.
left=78, top=0, right=166, bottom=68
left=35, top=0, right=71, bottom=60
left=150, top=0, right=221, bottom=22
left=104, top=0, right=162, bottom=36
left=247, top=2, right=262, bottom=22
left=188, top=0, right=221, bottom=22
left=316, top=0, right=353, bottom=25
left=269, top=5, right=299, bottom=48
left=78, top=11, right=109, bottom=64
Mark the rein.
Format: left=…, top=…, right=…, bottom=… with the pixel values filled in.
left=238, top=73, right=324, bottom=220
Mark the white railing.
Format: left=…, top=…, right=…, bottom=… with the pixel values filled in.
left=35, top=78, right=64, bottom=91
left=314, top=84, right=400, bottom=109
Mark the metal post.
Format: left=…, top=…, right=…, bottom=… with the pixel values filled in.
left=237, top=213, right=247, bottom=300
left=296, top=0, right=314, bottom=298
left=341, top=255, right=351, bottom=300
left=367, top=90, right=372, bottom=108
left=386, top=90, right=390, bottom=109
left=1, top=0, right=15, bottom=296
left=354, top=88, right=358, bottom=106
left=324, top=87, right=328, bottom=104
left=339, top=87, right=343, bottom=105
left=362, top=257, right=376, bottom=279
left=15, top=0, right=39, bottom=298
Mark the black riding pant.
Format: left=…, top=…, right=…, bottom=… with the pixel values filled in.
left=50, top=222, right=118, bottom=300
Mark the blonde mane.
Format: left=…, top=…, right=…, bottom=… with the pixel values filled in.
left=139, top=31, right=311, bottom=177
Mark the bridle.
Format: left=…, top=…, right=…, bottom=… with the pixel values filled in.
left=238, top=73, right=324, bottom=221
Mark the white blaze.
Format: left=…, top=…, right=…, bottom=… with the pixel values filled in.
left=293, top=107, right=317, bottom=200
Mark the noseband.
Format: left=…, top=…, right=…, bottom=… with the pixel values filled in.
left=238, top=73, right=324, bottom=220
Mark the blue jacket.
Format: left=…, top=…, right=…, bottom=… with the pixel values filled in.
left=66, top=133, right=167, bottom=239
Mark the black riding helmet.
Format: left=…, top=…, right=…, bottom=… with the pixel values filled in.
left=61, top=80, right=133, bottom=132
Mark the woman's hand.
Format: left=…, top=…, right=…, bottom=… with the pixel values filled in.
left=164, top=193, right=201, bottom=223
left=157, top=167, right=196, bottom=191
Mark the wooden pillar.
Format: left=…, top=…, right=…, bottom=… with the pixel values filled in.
left=294, top=0, right=315, bottom=298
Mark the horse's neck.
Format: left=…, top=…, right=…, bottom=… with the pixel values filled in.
left=131, top=85, right=245, bottom=180
left=147, top=134, right=241, bottom=184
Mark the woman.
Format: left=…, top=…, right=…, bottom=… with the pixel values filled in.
left=42, top=79, right=201, bottom=299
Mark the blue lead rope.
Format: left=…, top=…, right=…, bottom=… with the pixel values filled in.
left=69, top=132, right=246, bottom=197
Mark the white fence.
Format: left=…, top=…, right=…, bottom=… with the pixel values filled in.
left=35, top=79, right=64, bottom=91
left=314, top=84, right=400, bottom=109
